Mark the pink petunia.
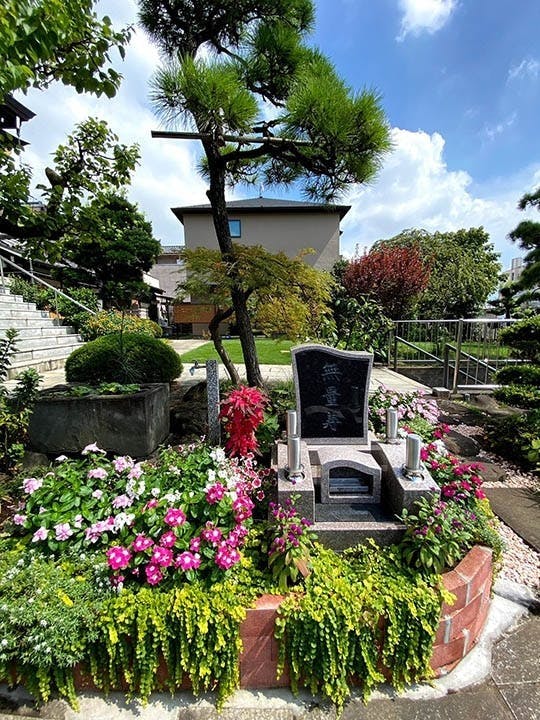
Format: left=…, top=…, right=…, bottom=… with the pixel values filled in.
left=201, top=523, right=222, bottom=545
left=214, top=542, right=241, bottom=570
left=128, top=463, right=143, bottom=480
left=92, top=489, right=104, bottom=500
left=113, top=456, right=134, bottom=473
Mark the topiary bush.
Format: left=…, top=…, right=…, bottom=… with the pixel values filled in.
left=80, top=310, right=162, bottom=341
left=65, top=333, right=182, bottom=384
left=495, top=363, right=540, bottom=386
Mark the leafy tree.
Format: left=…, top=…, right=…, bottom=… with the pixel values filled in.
left=375, top=228, right=501, bottom=318
left=508, top=187, right=540, bottom=292
left=342, top=245, right=430, bottom=320
left=59, top=193, right=161, bottom=308
left=0, top=118, right=140, bottom=259
left=178, top=245, right=333, bottom=384
left=0, top=0, right=130, bottom=98
left=141, top=0, right=392, bottom=386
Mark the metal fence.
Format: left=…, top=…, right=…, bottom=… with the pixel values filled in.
left=389, top=318, right=520, bottom=392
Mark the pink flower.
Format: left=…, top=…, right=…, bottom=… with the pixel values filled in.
left=232, top=496, right=254, bottom=523
left=73, top=514, right=83, bottom=529
left=164, top=507, right=186, bottom=527
left=256, top=490, right=265, bottom=501
left=112, top=494, right=133, bottom=509
left=32, top=527, right=48, bottom=542
left=144, top=498, right=159, bottom=511
left=145, top=563, right=163, bottom=585
left=205, top=482, right=226, bottom=504
left=113, top=456, right=134, bottom=473
left=132, top=534, right=154, bottom=552
left=23, top=477, right=43, bottom=495
left=160, top=531, right=177, bottom=548
left=88, top=467, right=108, bottom=480
left=201, top=523, right=222, bottom=545
left=175, top=551, right=201, bottom=571
left=189, top=536, right=202, bottom=552
left=92, top=489, right=104, bottom=500
left=82, top=443, right=106, bottom=455
left=214, top=542, right=241, bottom=570
left=12, top=513, right=26, bottom=526
left=151, top=546, right=174, bottom=567
left=475, top=489, right=487, bottom=500
left=106, top=545, right=132, bottom=570
left=128, top=463, right=143, bottom=480
left=54, top=522, right=73, bottom=541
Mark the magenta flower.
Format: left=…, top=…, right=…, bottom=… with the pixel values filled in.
left=175, top=551, right=201, bottom=571
left=144, top=498, right=159, bottom=511
left=32, top=527, right=49, bottom=542
left=189, top=536, right=202, bottom=552
left=232, top=496, right=254, bottom=523
left=205, top=482, right=226, bottom=504
left=151, top=546, right=174, bottom=567
left=164, top=507, right=186, bottom=527
left=23, top=477, right=43, bottom=495
left=160, top=530, right=177, bottom=548
left=145, top=563, right=164, bottom=585
left=106, top=546, right=132, bottom=570
left=132, top=534, right=154, bottom=552
left=12, top=513, right=26, bottom=526
left=54, top=522, right=73, bottom=541
left=214, top=542, right=241, bottom=570
left=88, top=467, right=108, bottom=480
left=201, top=523, right=222, bottom=545
left=113, top=456, right=134, bottom=473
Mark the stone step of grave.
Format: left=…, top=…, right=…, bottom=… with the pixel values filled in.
left=312, top=519, right=405, bottom=552
left=327, top=477, right=372, bottom=494
left=315, top=502, right=391, bottom=523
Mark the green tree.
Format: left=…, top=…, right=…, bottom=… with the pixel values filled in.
left=178, top=245, right=333, bottom=384
left=60, top=193, right=161, bottom=308
left=375, top=228, right=501, bottom=318
left=141, top=0, right=392, bottom=386
left=0, top=0, right=130, bottom=98
left=0, top=118, right=140, bottom=258
left=508, top=188, right=540, bottom=292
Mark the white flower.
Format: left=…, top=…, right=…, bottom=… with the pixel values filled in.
left=210, top=448, right=225, bottom=463
left=151, top=487, right=161, bottom=497
left=207, top=469, right=216, bottom=483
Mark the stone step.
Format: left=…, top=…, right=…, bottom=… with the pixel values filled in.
left=2, top=307, right=51, bottom=319
left=14, top=333, right=83, bottom=352
left=7, top=356, right=70, bottom=380
left=9, top=341, right=83, bottom=366
left=0, top=325, right=78, bottom=339
left=0, top=292, right=24, bottom=303
left=0, top=316, right=63, bottom=329
left=0, top=299, right=39, bottom=312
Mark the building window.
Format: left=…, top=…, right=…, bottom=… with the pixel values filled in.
left=229, top=219, right=241, bottom=237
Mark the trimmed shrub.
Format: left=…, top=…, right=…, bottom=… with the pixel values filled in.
left=487, top=408, right=540, bottom=469
left=65, top=333, right=182, bottom=384
left=495, top=363, right=540, bottom=386
left=493, top=384, right=540, bottom=410
left=499, top=316, right=540, bottom=363
left=80, top=310, right=162, bottom=341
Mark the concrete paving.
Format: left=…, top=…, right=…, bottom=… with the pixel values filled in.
left=485, top=487, right=540, bottom=553
left=0, top=581, right=536, bottom=720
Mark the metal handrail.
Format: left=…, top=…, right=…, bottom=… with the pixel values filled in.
left=0, top=254, right=96, bottom=315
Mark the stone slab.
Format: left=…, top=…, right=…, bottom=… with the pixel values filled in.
left=484, top=487, right=540, bottom=553
left=491, top=614, right=540, bottom=685
left=316, top=445, right=381, bottom=504
left=497, top=684, right=540, bottom=720
left=276, top=441, right=315, bottom=523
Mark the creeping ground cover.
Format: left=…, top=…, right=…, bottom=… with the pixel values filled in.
left=0, top=385, right=503, bottom=715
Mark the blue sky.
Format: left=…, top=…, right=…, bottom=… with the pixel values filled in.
left=18, top=0, right=540, bottom=270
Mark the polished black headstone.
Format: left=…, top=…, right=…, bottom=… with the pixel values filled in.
left=291, top=345, right=373, bottom=444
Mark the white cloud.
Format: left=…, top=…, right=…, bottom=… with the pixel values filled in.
left=482, top=112, right=517, bottom=143
left=340, top=127, right=540, bottom=270
left=508, top=57, right=540, bottom=82
left=397, top=0, right=457, bottom=40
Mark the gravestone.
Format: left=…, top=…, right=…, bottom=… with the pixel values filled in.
left=291, top=345, right=373, bottom=445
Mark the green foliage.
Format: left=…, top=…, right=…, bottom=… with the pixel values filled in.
left=0, top=0, right=130, bottom=98
left=508, top=187, right=540, bottom=291
left=376, top=228, right=501, bottom=319
left=275, top=542, right=445, bottom=714
left=65, top=333, right=182, bottom=384
left=50, top=382, right=142, bottom=397
left=495, top=363, right=540, bottom=386
left=498, top=316, right=540, bottom=363
left=80, top=310, right=162, bottom=341
left=487, top=409, right=540, bottom=470
left=493, top=384, right=540, bottom=410
left=0, top=330, right=42, bottom=472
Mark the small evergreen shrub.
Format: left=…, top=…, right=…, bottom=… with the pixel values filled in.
left=493, top=384, right=540, bottom=410
left=487, top=409, right=540, bottom=469
left=498, top=316, right=540, bottom=364
left=80, top=310, right=162, bottom=341
left=65, top=333, right=182, bottom=384
left=495, top=363, right=540, bottom=386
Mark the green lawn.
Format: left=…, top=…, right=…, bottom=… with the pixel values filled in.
left=180, top=338, right=294, bottom=365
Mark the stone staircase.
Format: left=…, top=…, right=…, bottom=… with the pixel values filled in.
left=0, top=286, right=84, bottom=379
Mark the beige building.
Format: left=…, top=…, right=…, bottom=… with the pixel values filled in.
left=172, top=197, right=350, bottom=271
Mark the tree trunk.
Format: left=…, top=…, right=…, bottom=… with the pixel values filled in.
left=209, top=307, right=240, bottom=385
left=204, top=140, right=264, bottom=387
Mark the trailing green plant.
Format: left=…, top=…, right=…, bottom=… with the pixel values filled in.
left=493, top=384, right=540, bottom=410
left=80, top=310, right=162, bottom=340
left=0, top=329, right=42, bottom=472
left=498, top=316, right=540, bottom=364
left=495, top=363, right=540, bottom=386
left=275, top=542, right=449, bottom=715
left=65, top=332, right=182, bottom=384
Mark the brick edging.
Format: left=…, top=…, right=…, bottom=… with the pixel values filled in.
left=239, top=545, right=493, bottom=686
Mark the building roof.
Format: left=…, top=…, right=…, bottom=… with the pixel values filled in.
left=0, top=95, right=35, bottom=129
left=171, top=197, right=351, bottom=224
left=159, top=244, right=183, bottom=254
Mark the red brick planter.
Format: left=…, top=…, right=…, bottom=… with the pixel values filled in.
left=239, top=545, right=493, bottom=687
